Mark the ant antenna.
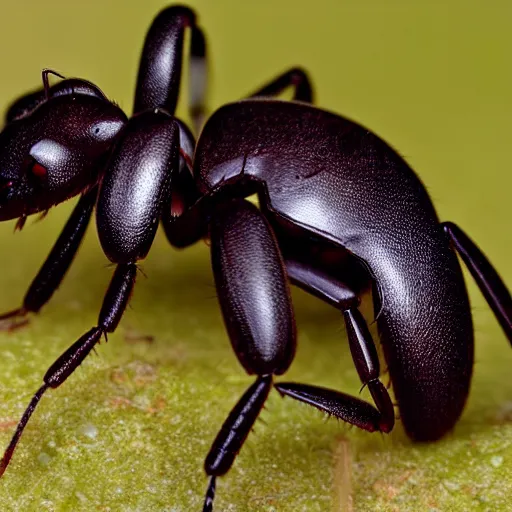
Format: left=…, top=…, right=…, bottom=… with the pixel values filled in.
left=41, top=68, right=66, bottom=100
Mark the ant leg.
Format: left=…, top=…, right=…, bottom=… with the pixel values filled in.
left=0, top=186, right=98, bottom=331
left=162, top=175, right=266, bottom=250
left=161, top=118, right=202, bottom=239
left=203, top=198, right=296, bottom=509
left=189, top=25, right=207, bottom=134
left=247, top=67, right=314, bottom=103
left=0, top=111, right=182, bottom=478
left=443, top=222, right=512, bottom=342
left=133, top=5, right=207, bottom=133
left=161, top=192, right=209, bottom=248
left=203, top=376, right=273, bottom=512
left=276, top=258, right=395, bottom=433
left=0, top=262, right=136, bottom=476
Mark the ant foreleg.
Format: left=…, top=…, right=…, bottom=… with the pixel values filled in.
left=0, top=263, right=136, bottom=476
left=0, top=186, right=98, bottom=331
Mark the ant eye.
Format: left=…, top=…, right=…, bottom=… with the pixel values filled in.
left=31, top=161, right=48, bottom=178
left=22, top=154, right=48, bottom=181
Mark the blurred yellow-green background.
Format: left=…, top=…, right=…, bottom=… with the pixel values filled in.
left=0, top=1, right=510, bottom=510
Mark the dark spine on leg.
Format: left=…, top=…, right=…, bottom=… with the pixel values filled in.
left=99, top=263, right=137, bottom=332
left=205, top=375, right=272, bottom=476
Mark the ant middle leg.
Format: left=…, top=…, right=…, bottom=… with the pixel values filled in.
left=203, top=198, right=296, bottom=510
left=203, top=198, right=394, bottom=510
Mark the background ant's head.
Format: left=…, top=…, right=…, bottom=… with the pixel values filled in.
left=0, top=93, right=127, bottom=221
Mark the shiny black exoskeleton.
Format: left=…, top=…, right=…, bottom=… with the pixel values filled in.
left=0, top=5, right=511, bottom=512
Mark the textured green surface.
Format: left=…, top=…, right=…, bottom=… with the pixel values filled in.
left=0, top=1, right=511, bottom=511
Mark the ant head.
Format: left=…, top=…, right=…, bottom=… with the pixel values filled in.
left=0, top=93, right=127, bottom=221
left=5, top=77, right=108, bottom=124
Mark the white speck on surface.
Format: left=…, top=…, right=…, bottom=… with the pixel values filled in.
left=38, top=452, right=52, bottom=466
left=495, top=401, right=512, bottom=422
left=79, top=422, right=98, bottom=440
left=490, top=455, right=503, bottom=467
left=75, top=491, right=88, bottom=503
left=133, top=394, right=150, bottom=409
left=443, top=480, right=460, bottom=491
left=170, top=414, right=182, bottom=425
